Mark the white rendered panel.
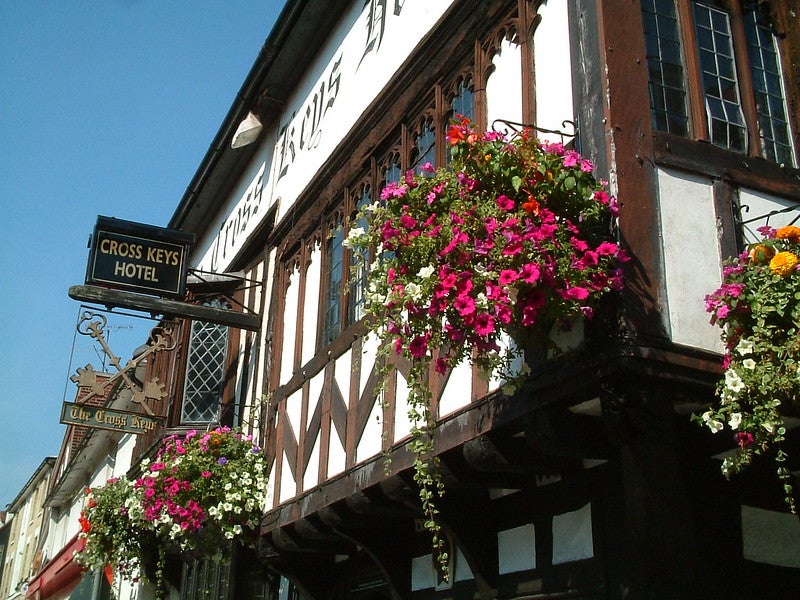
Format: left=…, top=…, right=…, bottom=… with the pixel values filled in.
left=280, top=267, right=300, bottom=385
left=394, top=370, right=413, bottom=442
left=286, top=389, right=303, bottom=448
left=336, top=348, right=352, bottom=409
left=739, top=188, right=799, bottom=244
left=265, top=458, right=276, bottom=509
left=438, top=360, right=472, bottom=417
left=498, top=523, right=537, bottom=574
left=356, top=395, right=383, bottom=463
left=534, top=0, right=575, bottom=142
left=552, top=503, right=594, bottom=564
left=487, top=38, right=523, bottom=132
left=302, top=243, right=322, bottom=365
left=309, top=370, right=324, bottom=427
left=279, top=452, right=296, bottom=504
left=327, top=423, right=346, bottom=479
left=303, top=435, right=321, bottom=492
left=657, top=168, right=724, bottom=351
left=360, top=332, right=380, bottom=406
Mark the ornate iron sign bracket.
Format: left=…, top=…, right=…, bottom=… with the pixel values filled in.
left=71, top=310, right=174, bottom=415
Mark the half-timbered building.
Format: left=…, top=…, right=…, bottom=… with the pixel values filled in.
left=124, top=1, right=800, bottom=598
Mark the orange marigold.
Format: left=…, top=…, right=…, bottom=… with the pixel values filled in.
left=749, top=243, right=776, bottom=263
left=769, top=251, right=799, bottom=276
left=776, top=225, right=800, bottom=243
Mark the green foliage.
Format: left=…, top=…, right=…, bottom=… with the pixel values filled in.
left=346, top=118, right=625, bottom=580
left=698, top=225, right=800, bottom=512
left=75, top=428, right=268, bottom=597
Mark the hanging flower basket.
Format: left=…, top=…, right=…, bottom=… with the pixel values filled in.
left=346, top=117, right=627, bottom=577
left=699, top=224, right=800, bottom=512
left=76, top=427, right=268, bottom=595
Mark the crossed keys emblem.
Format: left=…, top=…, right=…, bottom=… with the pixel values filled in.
left=70, top=310, right=175, bottom=415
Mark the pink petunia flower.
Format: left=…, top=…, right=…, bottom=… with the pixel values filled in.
left=409, top=335, right=429, bottom=358
left=498, top=269, right=519, bottom=285
left=474, top=312, right=495, bottom=336
left=454, top=294, right=476, bottom=316
left=496, top=195, right=515, bottom=211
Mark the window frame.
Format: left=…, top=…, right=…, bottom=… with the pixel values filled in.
left=179, top=296, right=238, bottom=427
left=645, top=0, right=797, bottom=166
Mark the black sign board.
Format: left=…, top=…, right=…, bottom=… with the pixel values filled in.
left=60, top=402, right=163, bottom=435
left=86, top=216, right=194, bottom=298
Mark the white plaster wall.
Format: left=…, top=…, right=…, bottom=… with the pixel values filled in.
left=552, top=502, right=593, bottom=564
left=657, top=167, right=724, bottom=352
left=356, top=395, right=383, bottom=463
left=113, top=434, right=136, bottom=479
left=303, top=435, right=321, bottom=492
left=280, top=268, right=300, bottom=385
left=335, top=348, right=352, bottom=409
left=393, top=370, right=413, bottom=443
left=738, top=188, right=799, bottom=244
left=286, top=388, right=303, bottom=455
left=302, top=244, right=322, bottom=365
left=438, top=360, right=473, bottom=417
left=265, top=457, right=276, bottom=510
left=498, top=523, right=537, bottom=574
left=534, top=0, right=575, bottom=143
left=326, top=425, right=346, bottom=479
left=279, top=452, right=296, bottom=504
left=741, top=505, right=800, bottom=568
left=486, top=38, right=523, bottom=130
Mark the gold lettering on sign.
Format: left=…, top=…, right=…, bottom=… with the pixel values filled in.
left=113, top=262, right=159, bottom=281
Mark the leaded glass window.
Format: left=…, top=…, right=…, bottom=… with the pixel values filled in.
left=348, top=184, right=372, bottom=325
left=743, top=5, right=795, bottom=165
left=642, top=0, right=688, bottom=134
left=181, top=553, right=231, bottom=600
left=322, top=219, right=345, bottom=345
left=450, top=75, right=475, bottom=124
left=641, top=0, right=796, bottom=166
left=693, top=2, right=747, bottom=152
left=380, top=151, right=402, bottom=190
left=182, top=298, right=230, bottom=424
left=410, top=115, right=436, bottom=172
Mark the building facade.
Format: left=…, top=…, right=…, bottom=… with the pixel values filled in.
left=34, top=1, right=800, bottom=599
left=1, top=458, right=55, bottom=600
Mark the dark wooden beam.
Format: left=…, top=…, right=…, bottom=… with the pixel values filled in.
left=68, top=284, right=261, bottom=331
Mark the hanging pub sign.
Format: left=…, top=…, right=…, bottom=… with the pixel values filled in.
left=60, top=402, right=163, bottom=435
left=85, top=216, right=194, bottom=299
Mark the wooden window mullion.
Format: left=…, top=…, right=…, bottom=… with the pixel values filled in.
left=676, top=0, right=709, bottom=140
left=728, top=2, right=763, bottom=158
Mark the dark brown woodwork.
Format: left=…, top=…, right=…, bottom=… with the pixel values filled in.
left=653, top=132, right=800, bottom=199
left=593, top=0, right=667, bottom=341
left=68, top=285, right=261, bottom=331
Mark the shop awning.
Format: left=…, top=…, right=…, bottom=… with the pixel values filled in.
left=26, top=534, right=86, bottom=600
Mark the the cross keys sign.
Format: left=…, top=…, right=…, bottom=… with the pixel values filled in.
left=70, top=310, right=173, bottom=416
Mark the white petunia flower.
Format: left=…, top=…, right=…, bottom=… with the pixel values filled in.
left=741, top=358, right=756, bottom=370
left=701, top=410, right=724, bottom=433
left=724, top=369, right=745, bottom=393
left=417, top=265, right=435, bottom=279
left=405, top=282, right=423, bottom=301
left=728, top=412, right=742, bottom=430
left=343, top=226, right=365, bottom=248
left=735, top=338, right=754, bottom=355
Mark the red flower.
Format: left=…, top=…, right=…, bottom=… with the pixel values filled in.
left=79, top=513, right=91, bottom=533
left=447, top=124, right=467, bottom=145
left=522, top=195, right=540, bottom=215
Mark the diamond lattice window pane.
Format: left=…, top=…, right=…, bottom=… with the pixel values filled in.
left=182, top=299, right=230, bottom=423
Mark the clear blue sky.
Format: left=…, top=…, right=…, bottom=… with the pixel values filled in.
left=0, top=1, right=283, bottom=507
